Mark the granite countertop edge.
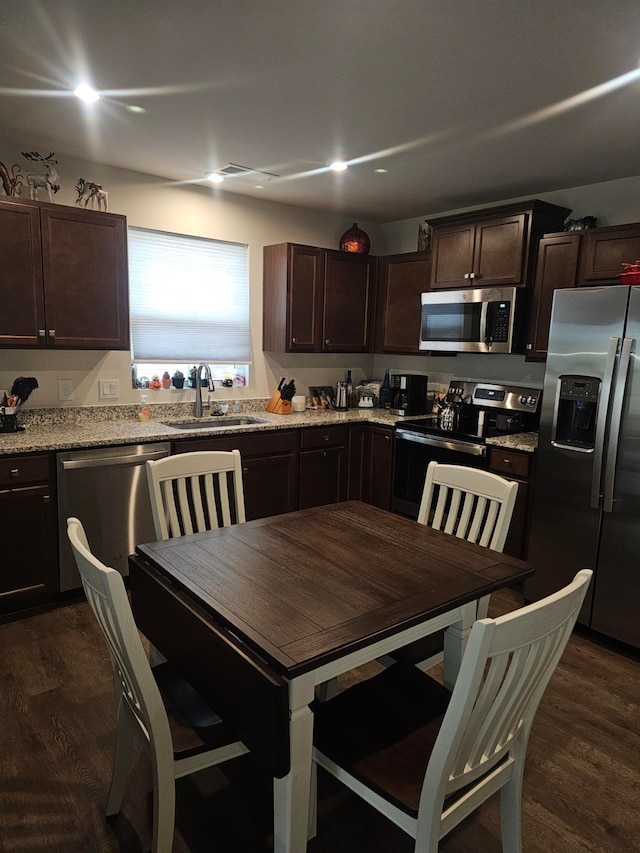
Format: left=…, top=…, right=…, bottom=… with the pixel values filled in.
left=0, top=405, right=539, bottom=457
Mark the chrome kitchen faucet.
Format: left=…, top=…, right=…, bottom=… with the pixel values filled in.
left=194, top=362, right=213, bottom=417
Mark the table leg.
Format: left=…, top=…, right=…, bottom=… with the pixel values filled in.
left=273, top=672, right=316, bottom=853
left=443, top=600, right=478, bottom=690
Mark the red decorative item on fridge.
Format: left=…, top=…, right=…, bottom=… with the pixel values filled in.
left=339, top=222, right=370, bottom=254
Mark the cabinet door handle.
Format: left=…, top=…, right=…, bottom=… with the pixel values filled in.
left=464, top=273, right=470, bottom=280
left=323, top=435, right=329, bottom=441
left=384, top=435, right=390, bottom=441
left=292, top=337, right=296, bottom=344
left=49, top=329, right=56, bottom=338
left=325, top=339, right=331, bottom=345
left=242, top=467, right=248, bottom=473
left=43, top=495, right=50, bottom=503
left=322, top=451, right=327, bottom=457
left=526, top=343, right=532, bottom=350
left=469, top=272, right=477, bottom=279
left=38, top=329, right=46, bottom=338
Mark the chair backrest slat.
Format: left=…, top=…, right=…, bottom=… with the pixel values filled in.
left=146, top=450, right=246, bottom=540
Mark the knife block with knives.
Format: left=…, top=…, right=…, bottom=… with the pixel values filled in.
left=266, top=377, right=296, bottom=414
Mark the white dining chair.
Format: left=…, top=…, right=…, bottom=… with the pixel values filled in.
left=394, top=461, right=519, bottom=671
left=67, top=517, right=249, bottom=853
left=311, top=569, right=593, bottom=853
left=146, top=449, right=246, bottom=540
left=417, top=460, right=519, bottom=551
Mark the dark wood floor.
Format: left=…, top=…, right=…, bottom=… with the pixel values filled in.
left=1, top=587, right=638, bottom=853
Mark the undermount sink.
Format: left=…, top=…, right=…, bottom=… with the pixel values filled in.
left=160, top=416, right=268, bottom=431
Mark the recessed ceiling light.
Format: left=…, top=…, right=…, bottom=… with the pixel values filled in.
left=375, top=168, right=388, bottom=174
left=330, top=161, right=348, bottom=172
left=204, top=172, right=224, bottom=184
left=73, top=84, right=100, bottom=103
left=127, top=104, right=146, bottom=114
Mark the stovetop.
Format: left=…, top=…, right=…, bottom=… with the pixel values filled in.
left=396, top=380, right=542, bottom=444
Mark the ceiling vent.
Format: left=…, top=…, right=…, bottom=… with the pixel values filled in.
left=215, top=163, right=279, bottom=182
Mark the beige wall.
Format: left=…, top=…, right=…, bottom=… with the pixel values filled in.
left=2, top=136, right=639, bottom=408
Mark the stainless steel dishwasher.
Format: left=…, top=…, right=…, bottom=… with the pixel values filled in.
left=57, top=442, right=171, bottom=591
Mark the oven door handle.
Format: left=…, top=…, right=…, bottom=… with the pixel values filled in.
left=395, top=429, right=486, bottom=457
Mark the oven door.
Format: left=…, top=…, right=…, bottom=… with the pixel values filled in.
left=392, top=429, right=487, bottom=518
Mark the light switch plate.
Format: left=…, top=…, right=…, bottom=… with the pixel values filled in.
left=58, top=379, right=74, bottom=401
left=99, top=380, right=120, bottom=399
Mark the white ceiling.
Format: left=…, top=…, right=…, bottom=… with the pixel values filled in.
left=2, top=1, right=640, bottom=222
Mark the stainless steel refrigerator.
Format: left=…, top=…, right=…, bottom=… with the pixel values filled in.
left=527, top=285, right=640, bottom=648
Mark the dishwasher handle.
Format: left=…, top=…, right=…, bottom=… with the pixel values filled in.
left=61, top=449, right=169, bottom=471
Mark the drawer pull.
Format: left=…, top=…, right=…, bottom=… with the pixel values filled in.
left=323, top=435, right=329, bottom=441
left=10, top=468, right=19, bottom=477
left=43, top=495, right=50, bottom=503
left=502, top=458, right=511, bottom=464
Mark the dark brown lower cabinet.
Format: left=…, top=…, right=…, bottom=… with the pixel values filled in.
left=0, top=454, right=57, bottom=615
left=299, top=426, right=349, bottom=509
left=488, top=447, right=536, bottom=559
left=173, top=430, right=298, bottom=520
left=348, top=423, right=394, bottom=509
left=367, top=425, right=394, bottom=509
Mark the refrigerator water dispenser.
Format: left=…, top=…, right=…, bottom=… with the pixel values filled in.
left=553, top=376, right=600, bottom=449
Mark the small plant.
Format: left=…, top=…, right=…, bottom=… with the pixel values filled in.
left=172, top=370, right=185, bottom=389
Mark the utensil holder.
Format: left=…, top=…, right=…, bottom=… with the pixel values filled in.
left=0, top=413, right=23, bottom=433
left=265, top=390, right=291, bottom=414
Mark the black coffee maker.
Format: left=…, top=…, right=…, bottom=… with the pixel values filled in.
left=389, top=374, right=429, bottom=416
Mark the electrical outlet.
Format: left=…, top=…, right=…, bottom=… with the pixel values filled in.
left=99, top=380, right=120, bottom=399
left=58, top=379, right=74, bottom=401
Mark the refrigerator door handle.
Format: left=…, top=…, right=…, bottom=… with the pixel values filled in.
left=590, top=336, right=620, bottom=510
left=603, top=337, right=633, bottom=512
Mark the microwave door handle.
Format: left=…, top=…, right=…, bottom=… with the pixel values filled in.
left=480, top=301, right=489, bottom=344
left=603, top=337, right=633, bottom=512
left=590, top=336, right=619, bottom=509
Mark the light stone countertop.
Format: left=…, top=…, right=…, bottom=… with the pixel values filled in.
left=0, top=401, right=538, bottom=456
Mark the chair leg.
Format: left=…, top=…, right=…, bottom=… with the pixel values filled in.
left=151, top=748, right=177, bottom=853
left=106, top=698, right=134, bottom=816
left=500, top=749, right=525, bottom=853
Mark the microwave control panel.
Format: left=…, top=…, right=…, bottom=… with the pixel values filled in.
left=487, top=301, right=511, bottom=343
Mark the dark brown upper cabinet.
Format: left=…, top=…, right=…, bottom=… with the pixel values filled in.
left=427, top=200, right=570, bottom=290
left=263, top=242, right=376, bottom=353
left=0, top=198, right=129, bottom=349
left=375, top=251, right=430, bottom=354
left=525, top=233, right=581, bottom=362
left=578, top=223, right=640, bottom=284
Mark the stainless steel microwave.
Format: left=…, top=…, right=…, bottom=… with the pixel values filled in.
left=419, top=286, right=529, bottom=353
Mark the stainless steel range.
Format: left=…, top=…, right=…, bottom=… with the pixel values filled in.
left=392, top=380, right=541, bottom=518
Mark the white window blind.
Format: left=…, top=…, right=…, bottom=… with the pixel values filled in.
left=128, top=227, right=251, bottom=362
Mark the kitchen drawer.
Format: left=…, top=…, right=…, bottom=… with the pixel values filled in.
left=300, top=425, right=349, bottom=450
left=0, top=454, right=50, bottom=489
left=488, top=447, right=531, bottom=479
left=174, top=429, right=297, bottom=457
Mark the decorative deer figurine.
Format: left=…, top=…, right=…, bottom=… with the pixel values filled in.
left=75, top=177, right=108, bottom=211
left=0, top=161, right=23, bottom=196
left=22, top=151, right=60, bottom=202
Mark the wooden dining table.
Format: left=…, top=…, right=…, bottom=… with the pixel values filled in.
left=128, top=500, right=533, bottom=853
